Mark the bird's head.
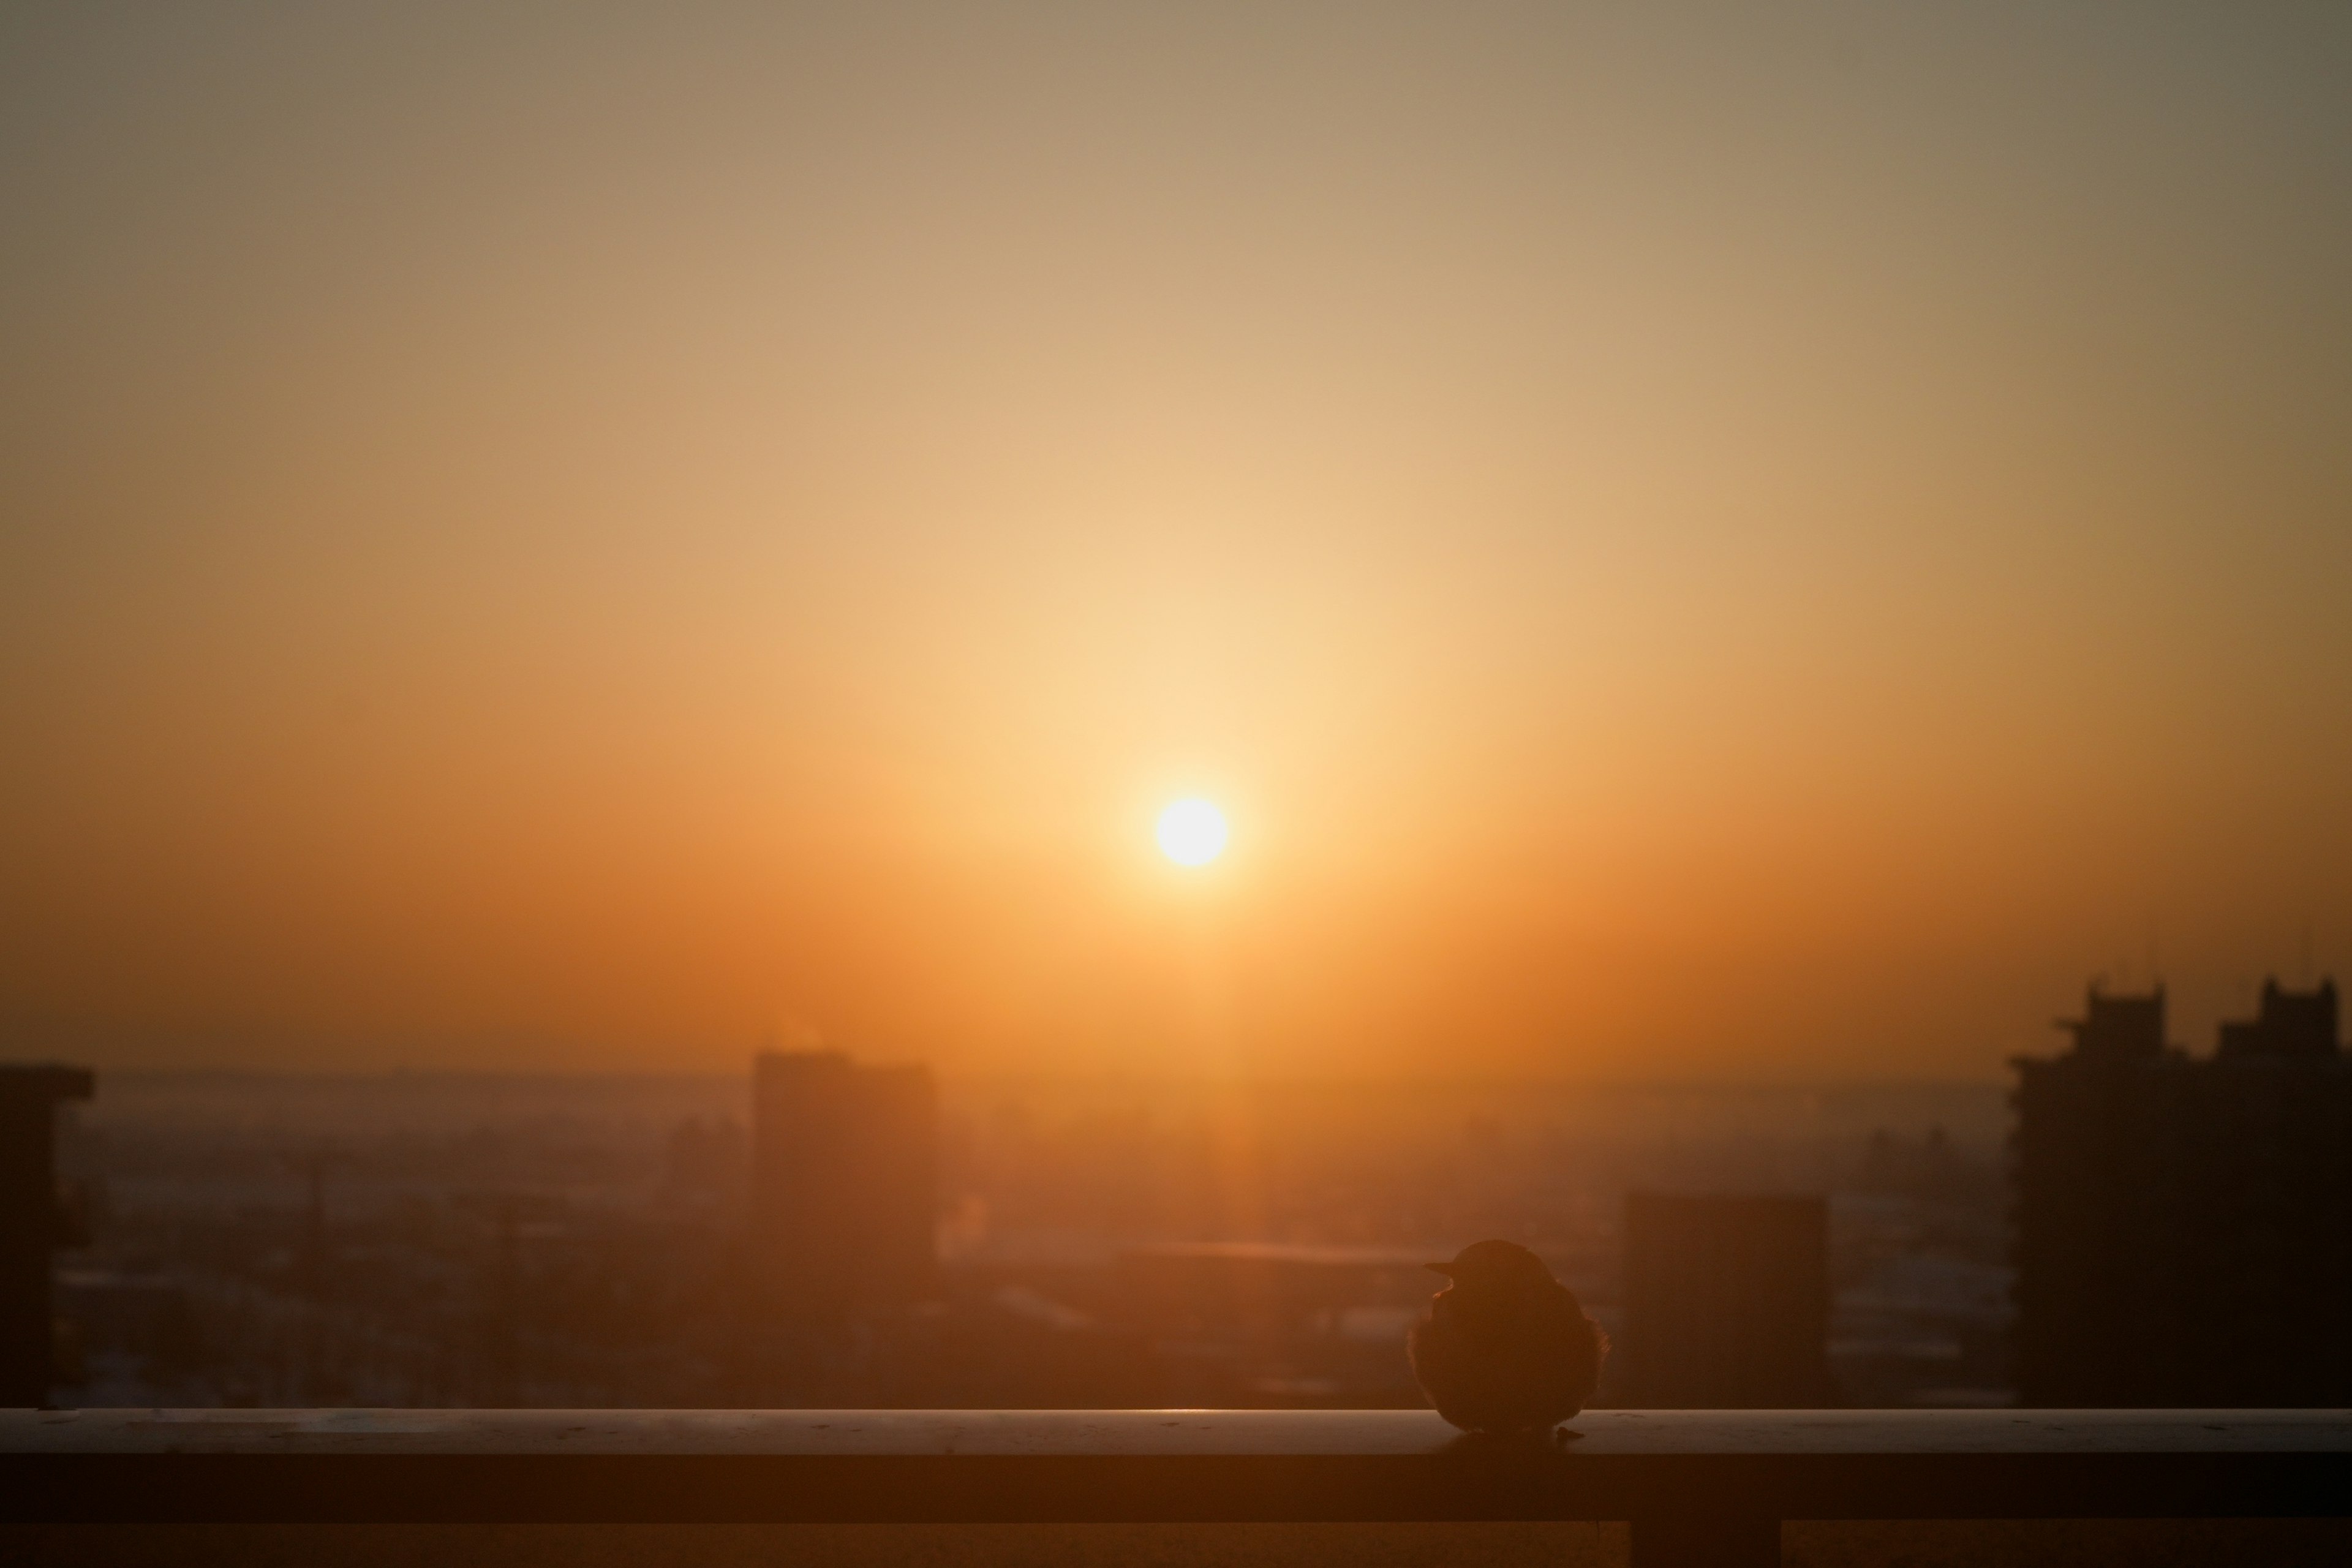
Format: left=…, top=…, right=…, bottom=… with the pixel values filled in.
left=1425, top=1238, right=1556, bottom=1294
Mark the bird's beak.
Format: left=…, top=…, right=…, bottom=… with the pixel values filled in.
left=1424, top=1262, right=1455, bottom=1278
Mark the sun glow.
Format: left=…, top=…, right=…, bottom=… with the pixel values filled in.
left=1155, top=798, right=1229, bottom=866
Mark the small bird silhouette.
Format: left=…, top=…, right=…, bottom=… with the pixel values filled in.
left=1409, top=1238, right=1608, bottom=1436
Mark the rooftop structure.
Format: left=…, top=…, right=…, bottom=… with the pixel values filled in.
left=2217, top=978, right=2340, bottom=1060
left=2013, top=978, right=2352, bottom=1406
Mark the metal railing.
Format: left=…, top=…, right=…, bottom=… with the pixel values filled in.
left=6, top=1407, right=2348, bottom=1567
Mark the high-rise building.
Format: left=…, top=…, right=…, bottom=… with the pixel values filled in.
left=0, top=1064, right=94, bottom=1406
left=1620, top=1191, right=1839, bottom=1407
left=2012, top=979, right=2352, bottom=1405
left=750, top=1051, right=937, bottom=1319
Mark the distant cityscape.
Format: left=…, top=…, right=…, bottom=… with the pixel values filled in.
left=1, top=974, right=2339, bottom=1412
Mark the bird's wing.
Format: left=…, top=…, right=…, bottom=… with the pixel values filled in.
left=1409, top=1298, right=1487, bottom=1426
left=1530, top=1283, right=1605, bottom=1408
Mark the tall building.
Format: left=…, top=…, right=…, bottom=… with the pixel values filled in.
left=2012, top=979, right=2352, bottom=1406
left=750, top=1051, right=937, bottom=1319
left=1621, top=1192, right=1839, bottom=1407
left=0, top=1064, right=95, bottom=1406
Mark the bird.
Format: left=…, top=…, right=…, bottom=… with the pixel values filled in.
left=1408, top=1238, right=1608, bottom=1436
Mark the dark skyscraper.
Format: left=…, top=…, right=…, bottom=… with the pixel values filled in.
left=750, top=1051, right=938, bottom=1319
left=0, top=1064, right=94, bottom=1407
left=2013, top=979, right=2352, bottom=1406
left=1621, top=1192, right=1839, bottom=1407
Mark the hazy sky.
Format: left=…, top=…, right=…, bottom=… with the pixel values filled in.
left=6, top=2, right=2349, bottom=1079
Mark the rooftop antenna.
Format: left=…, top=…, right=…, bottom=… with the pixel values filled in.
left=2300, top=920, right=2315, bottom=987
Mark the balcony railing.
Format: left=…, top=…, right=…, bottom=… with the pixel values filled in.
left=5, top=1408, right=2348, bottom=1567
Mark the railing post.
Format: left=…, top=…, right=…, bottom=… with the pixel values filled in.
left=1629, top=1512, right=1780, bottom=1567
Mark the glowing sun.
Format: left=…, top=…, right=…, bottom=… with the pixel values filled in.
left=1155, top=798, right=1228, bottom=865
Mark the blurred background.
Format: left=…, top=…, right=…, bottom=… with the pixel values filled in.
left=4, top=2, right=2349, bottom=1421
left=35, top=1060, right=2010, bottom=1412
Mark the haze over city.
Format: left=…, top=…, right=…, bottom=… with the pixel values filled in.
left=6, top=2, right=2349, bottom=1080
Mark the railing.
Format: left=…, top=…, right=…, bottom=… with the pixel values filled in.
left=4, top=1408, right=2348, bottom=1567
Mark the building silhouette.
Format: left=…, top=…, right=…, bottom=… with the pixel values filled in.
left=2217, top=978, right=2339, bottom=1060
left=750, top=1050, right=938, bottom=1320
left=0, top=1064, right=94, bottom=1406
left=2013, top=979, right=2352, bottom=1405
left=1620, top=1192, right=1839, bottom=1407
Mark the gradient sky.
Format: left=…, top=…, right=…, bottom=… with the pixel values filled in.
left=5, top=2, right=2349, bottom=1079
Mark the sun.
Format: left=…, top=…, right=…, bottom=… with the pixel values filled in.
left=1155, top=798, right=1228, bottom=866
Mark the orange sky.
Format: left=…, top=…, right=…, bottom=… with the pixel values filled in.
left=5, top=3, right=2350, bottom=1079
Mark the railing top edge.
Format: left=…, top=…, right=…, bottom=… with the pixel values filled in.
left=7, top=1406, right=2351, bottom=1457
